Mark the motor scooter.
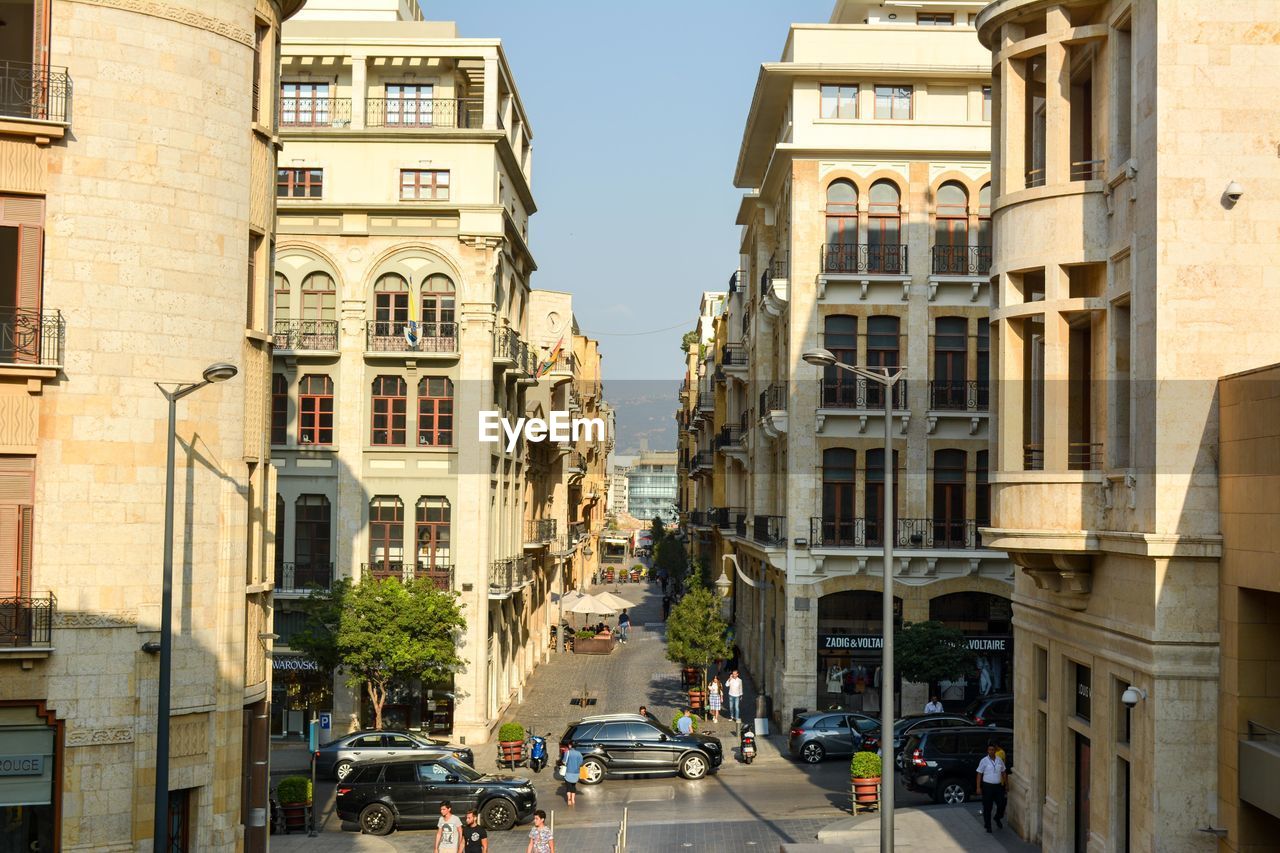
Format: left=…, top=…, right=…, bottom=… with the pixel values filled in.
left=529, top=732, right=550, bottom=772
left=740, top=727, right=756, bottom=765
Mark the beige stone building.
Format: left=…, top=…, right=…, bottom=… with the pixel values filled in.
left=688, top=0, right=1012, bottom=729
left=976, top=0, right=1280, bottom=849
left=270, top=6, right=606, bottom=746
left=0, top=0, right=304, bottom=850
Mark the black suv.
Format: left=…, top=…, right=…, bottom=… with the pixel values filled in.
left=901, top=726, right=1014, bottom=804
left=557, top=713, right=723, bottom=782
left=858, top=713, right=976, bottom=768
left=964, top=694, right=1014, bottom=728
left=335, top=752, right=536, bottom=835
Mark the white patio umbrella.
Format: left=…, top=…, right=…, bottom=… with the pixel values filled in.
left=557, top=589, right=589, bottom=608
left=565, top=593, right=619, bottom=616
left=594, top=590, right=638, bottom=611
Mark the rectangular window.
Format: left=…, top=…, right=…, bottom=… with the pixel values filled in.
left=298, top=374, right=334, bottom=446
left=276, top=168, right=323, bottom=198
left=983, top=86, right=992, bottom=121
left=271, top=374, right=287, bottom=446
left=167, top=788, right=193, bottom=853
left=385, top=83, right=434, bottom=127
left=0, top=196, right=48, bottom=365
left=820, top=84, right=858, bottom=119
left=247, top=233, right=262, bottom=330
left=252, top=23, right=268, bottom=122
left=917, top=12, right=954, bottom=25
left=417, top=377, right=454, bottom=447
left=0, top=456, right=35, bottom=601
left=874, top=85, right=912, bottom=119
left=400, top=169, right=450, bottom=200
left=1074, top=662, right=1091, bottom=721
left=370, top=376, right=407, bottom=446
left=280, top=82, right=330, bottom=127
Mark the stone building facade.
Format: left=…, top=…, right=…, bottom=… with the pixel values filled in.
left=684, top=0, right=1012, bottom=728
left=976, top=0, right=1280, bottom=849
left=0, top=0, right=304, bottom=850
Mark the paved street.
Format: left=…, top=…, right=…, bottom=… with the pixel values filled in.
left=272, top=577, right=1038, bottom=851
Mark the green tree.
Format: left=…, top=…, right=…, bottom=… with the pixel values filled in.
left=665, top=586, right=730, bottom=694
left=679, top=330, right=699, bottom=354
left=294, top=575, right=467, bottom=730
left=649, top=517, right=667, bottom=545
left=655, top=535, right=688, bottom=586
left=894, top=620, right=976, bottom=686
left=288, top=578, right=349, bottom=675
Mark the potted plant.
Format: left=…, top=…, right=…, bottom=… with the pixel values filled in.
left=498, top=722, right=526, bottom=765
left=850, top=751, right=882, bottom=812
left=276, top=775, right=312, bottom=832
left=688, top=684, right=705, bottom=711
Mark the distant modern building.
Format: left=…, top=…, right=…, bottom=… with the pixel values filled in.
left=608, top=454, right=636, bottom=517
left=626, top=451, right=679, bottom=525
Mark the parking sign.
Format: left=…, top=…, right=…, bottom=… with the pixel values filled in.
left=319, top=712, right=331, bottom=731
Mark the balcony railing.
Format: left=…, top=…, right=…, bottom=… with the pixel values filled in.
left=931, top=245, right=992, bottom=276
left=0, top=308, right=63, bottom=366
left=525, top=518, right=557, bottom=543
left=821, top=243, right=909, bottom=275
left=752, top=515, right=785, bottom=547
left=735, top=513, right=748, bottom=538
left=728, top=270, right=745, bottom=293
left=896, top=518, right=979, bottom=549
left=568, top=522, right=586, bottom=544
left=274, top=561, right=333, bottom=593
left=0, top=593, right=55, bottom=647
left=490, top=557, right=532, bottom=596
left=279, top=97, right=353, bottom=128
left=928, top=380, right=988, bottom=411
left=567, top=451, right=586, bottom=474
left=1025, top=168, right=1046, bottom=189
left=495, top=327, right=534, bottom=373
left=1024, top=444, right=1044, bottom=471
left=697, top=392, right=714, bottom=413
left=711, top=507, right=743, bottom=530
left=363, top=560, right=452, bottom=590
left=366, top=97, right=484, bottom=129
left=713, top=425, right=744, bottom=451
left=819, top=377, right=908, bottom=410
left=689, top=510, right=708, bottom=527
left=691, top=452, right=713, bottom=470
left=1069, top=442, right=1103, bottom=471
left=1071, top=159, right=1106, bottom=181
left=721, top=343, right=747, bottom=367
left=0, top=61, right=71, bottom=123
left=273, top=319, right=338, bottom=351
left=366, top=320, right=457, bottom=353
left=760, top=384, right=786, bottom=413
left=810, top=518, right=982, bottom=549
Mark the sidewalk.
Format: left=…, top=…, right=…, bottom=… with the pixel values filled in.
left=269, top=830, right=394, bottom=852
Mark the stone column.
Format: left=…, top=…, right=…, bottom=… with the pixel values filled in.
left=482, top=55, right=500, bottom=131
left=1044, top=7, right=1072, bottom=184
left=350, top=54, right=367, bottom=130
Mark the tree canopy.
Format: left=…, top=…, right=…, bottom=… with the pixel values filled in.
left=665, top=586, right=730, bottom=689
left=894, top=620, right=976, bottom=686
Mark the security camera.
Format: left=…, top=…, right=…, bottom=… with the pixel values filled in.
left=1121, top=685, right=1146, bottom=708
left=1224, top=181, right=1244, bottom=203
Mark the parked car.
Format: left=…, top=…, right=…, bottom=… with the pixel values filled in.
left=858, top=713, right=976, bottom=767
left=557, top=713, right=723, bottom=782
left=315, top=730, right=475, bottom=781
left=964, top=694, right=1014, bottom=729
left=787, top=711, right=880, bottom=764
left=335, top=752, right=536, bottom=835
left=901, top=726, right=1014, bottom=804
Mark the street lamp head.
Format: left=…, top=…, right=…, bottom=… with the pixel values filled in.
left=714, top=569, right=732, bottom=599
left=801, top=348, right=837, bottom=368
left=202, top=362, right=238, bottom=383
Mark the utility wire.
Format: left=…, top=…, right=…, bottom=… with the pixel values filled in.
left=591, top=320, right=690, bottom=337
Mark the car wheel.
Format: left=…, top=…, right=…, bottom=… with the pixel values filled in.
left=334, top=760, right=354, bottom=782
left=800, top=741, right=826, bottom=764
left=679, top=752, right=709, bottom=780
left=359, top=803, right=395, bottom=836
left=481, top=797, right=517, bottom=832
left=938, top=779, right=968, bottom=805
left=579, top=757, right=606, bottom=784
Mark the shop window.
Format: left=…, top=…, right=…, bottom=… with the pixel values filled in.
left=0, top=703, right=57, bottom=852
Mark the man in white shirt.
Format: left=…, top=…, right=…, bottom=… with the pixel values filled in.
left=975, top=742, right=1008, bottom=832
left=435, top=800, right=463, bottom=852
left=923, top=696, right=944, bottom=714
left=725, top=671, right=744, bottom=721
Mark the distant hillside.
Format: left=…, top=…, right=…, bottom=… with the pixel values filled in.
left=606, top=380, right=680, bottom=454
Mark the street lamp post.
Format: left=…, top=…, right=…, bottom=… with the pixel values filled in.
left=803, top=348, right=904, bottom=853
left=152, top=362, right=238, bottom=848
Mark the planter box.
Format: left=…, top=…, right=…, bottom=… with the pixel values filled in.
left=573, top=637, right=615, bottom=655
left=280, top=802, right=311, bottom=833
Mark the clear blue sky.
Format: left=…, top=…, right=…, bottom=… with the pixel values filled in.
left=428, top=0, right=833, bottom=382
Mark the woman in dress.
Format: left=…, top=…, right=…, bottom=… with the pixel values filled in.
left=707, top=675, right=723, bottom=723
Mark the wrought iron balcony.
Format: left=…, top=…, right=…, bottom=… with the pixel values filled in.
left=735, top=513, right=748, bottom=538
left=697, top=391, right=715, bottom=412
left=821, top=243, right=909, bottom=275
left=810, top=517, right=868, bottom=548
left=713, top=425, right=744, bottom=451
left=1069, top=442, right=1103, bottom=471
left=752, top=515, right=785, bottom=547
left=362, top=560, right=452, bottom=590
left=728, top=270, right=745, bottom=293
left=689, top=510, right=709, bottom=528
left=0, top=61, right=71, bottom=123
left=930, top=245, right=992, bottom=276
left=711, top=507, right=744, bottom=530
left=279, top=97, right=353, bottom=128
left=1071, top=159, right=1106, bottom=181
left=567, top=451, right=586, bottom=474
left=525, top=518, right=557, bottom=544
left=691, top=452, right=713, bottom=470
left=760, top=384, right=786, bottom=413
left=0, top=593, right=55, bottom=648
left=366, top=97, right=484, bottom=129
left=273, top=319, right=338, bottom=352
left=0, top=308, right=63, bottom=366
left=366, top=320, right=457, bottom=353
left=810, top=517, right=982, bottom=549
left=721, top=343, right=747, bottom=367
left=494, top=326, right=533, bottom=373
left=819, top=377, right=908, bottom=410
left=896, top=518, right=979, bottom=549
left=274, top=561, right=333, bottom=593
left=928, top=380, right=988, bottom=411
left=490, top=557, right=533, bottom=596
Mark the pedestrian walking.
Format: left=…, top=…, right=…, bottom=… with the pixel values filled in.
left=526, top=810, right=555, bottom=853
left=924, top=695, right=944, bottom=714
left=435, top=801, right=463, bottom=853
left=562, top=740, right=584, bottom=806
left=725, top=670, right=744, bottom=721
left=618, top=609, right=631, bottom=643
left=676, top=708, right=695, bottom=734
left=976, top=742, right=1008, bottom=832
left=661, top=594, right=671, bottom=620
left=462, top=809, right=488, bottom=853
left=707, top=676, right=723, bottom=723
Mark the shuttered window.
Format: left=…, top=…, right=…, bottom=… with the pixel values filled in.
left=0, top=456, right=34, bottom=598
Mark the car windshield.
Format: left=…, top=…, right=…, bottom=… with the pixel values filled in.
left=438, top=755, right=484, bottom=782
left=852, top=718, right=879, bottom=733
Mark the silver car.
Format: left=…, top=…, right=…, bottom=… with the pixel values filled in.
left=314, top=730, right=475, bottom=781
left=787, top=711, right=879, bottom=764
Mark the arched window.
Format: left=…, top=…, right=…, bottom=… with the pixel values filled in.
left=822, top=315, right=858, bottom=407
left=374, top=273, right=410, bottom=337
left=824, top=180, right=858, bottom=273
left=371, top=376, right=407, bottom=446
left=273, top=273, right=291, bottom=330
left=299, top=272, right=337, bottom=348
left=368, top=496, right=404, bottom=576
left=866, top=315, right=900, bottom=408
left=977, top=184, right=992, bottom=273
left=932, top=449, right=967, bottom=547
left=932, top=316, right=968, bottom=409
left=297, top=374, right=334, bottom=445
left=821, top=448, right=857, bottom=545
left=294, top=495, right=332, bottom=588
left=416, top=497, right=451, bottom=584
left=271, top=373, right=288, bottom=445
left=418, top=376, right=454, bottom=447
left=421, top=274, right=457, bottom=350
left=864, top=448, right=899, bottom=547
left=934, top=182, right=969, bottom=274
left=868, top=181, right=903, bottom=273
